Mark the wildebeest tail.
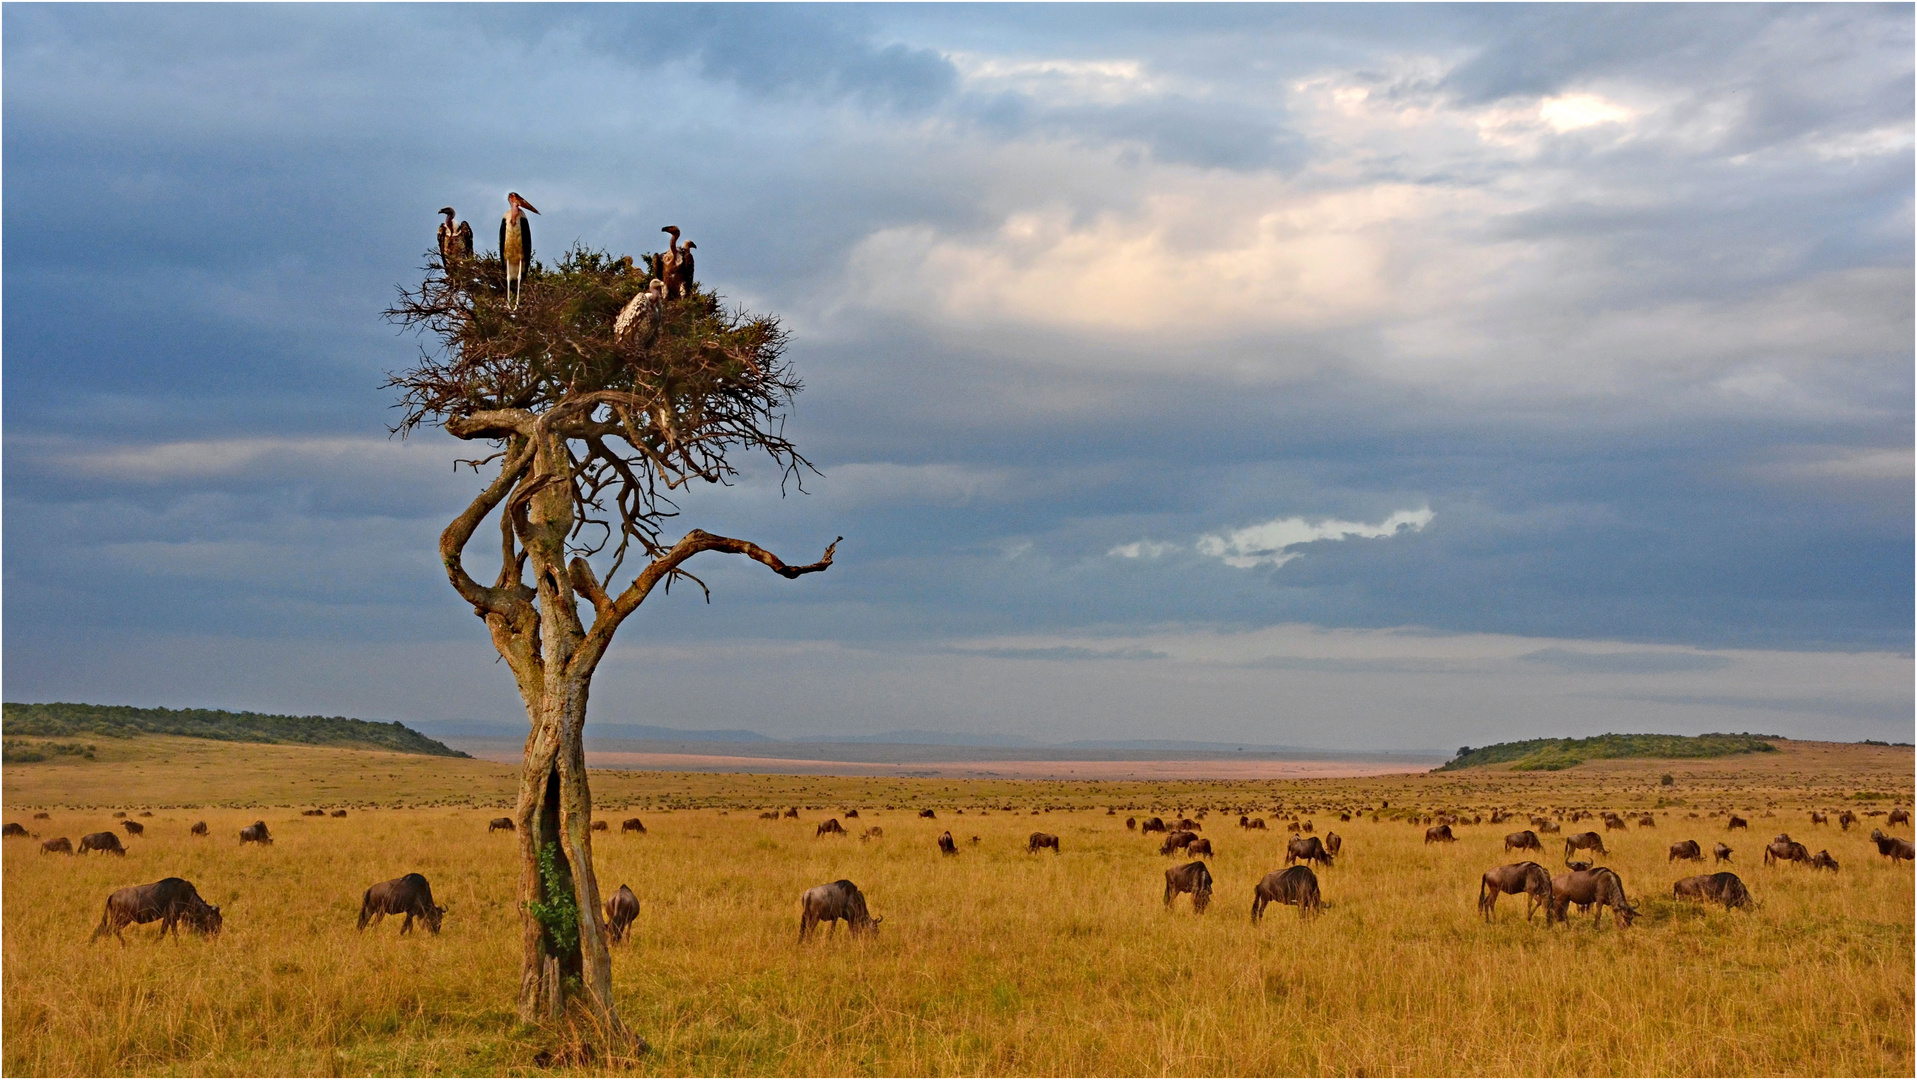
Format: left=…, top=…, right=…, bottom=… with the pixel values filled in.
left=356, top=891, right=372, bottom=931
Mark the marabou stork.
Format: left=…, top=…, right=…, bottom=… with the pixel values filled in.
left=614, top=279, right=667, bottom=341
left=437, top=207, right=473, bottom=263
left=660, top=225, right=697, bottom=300
left=499, top=192, right=539, bottom=310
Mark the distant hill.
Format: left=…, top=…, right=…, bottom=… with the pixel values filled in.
left=1, top=702, right=468, bottom=758
left=1440, top=732, right=1779, bottom=772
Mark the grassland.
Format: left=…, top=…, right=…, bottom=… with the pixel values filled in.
left=2, top=702, right=465, bottom=757
left=3, top=737, right=1911, bottom=1076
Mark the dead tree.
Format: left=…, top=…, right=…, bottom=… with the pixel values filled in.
left=386, top=241, right=836, bottom=1034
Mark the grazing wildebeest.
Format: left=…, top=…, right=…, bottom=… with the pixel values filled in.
left=2, top=822, right=29, bottom=837
left=33, top=811, right=51, bottom=820
left=937, top=831, right=957, bottom=856
left=758, top=811, right=779, bottom=820
left=1139, top=817, right=1167, bottom=834
left=358, top=873, right=445, bottom=935
left=488, top=817, right=514, bottom=833
left=1603, top=814, right=1628, bottom=832
left=1674, top=872, right=1752, bottom=910
left=1028, top=832, right=1060, bottom=854
left=1727, top=815, right=1748, bottom=830
left=918, top=809, right=936, bottom=819
left=1286, top=835, right=1332, bottom=868
left=1252, top=866, right=1321, bottom=921
left=1889, top=808, right=1911, bottom=827
left=621, top=817, right=646, bottom=833
left=79, top=831, right=126, bottom=855
left=113, top=811, right=127, bottom=819
left=1548, top=867, right=1637, bottom=929
left=1164, top=861, right=1213, bottom=914
left=331, top=810, right=348, bottom=818
left=1564, top=832, right=1607, bottom=860
left=860, top=826, right=884, bottom=841
left=1125, top=817, right=1137, bottom=830
left=1478, top=862, right=1553, bottom=922
left=798, top=879, right=880, bottom=941
left=1300, top=820, right=1314, bottom=833
left=121, top=820, right=144, bottom=836
left=41, top=837, right=73, bottom=854
left=1564, top=859, right=1593, bottom=873
left=1838, top=810, right=1858, bottom=831
left=1323, top=831, right=1341, bottom=856
left=1809, top=811, right=1828, bottom=825
left=1637, top=814, right=1656, bottom=828
left=1248, top=817, right=1268, bottom=830
left=1668, top=840, right=1703, bottom=862
left=302, top=809, right=325, bottom=817
left=93, top=878, right=223, bottom=943
left=240, top=821, right=272, bottom=845
left=190, top=821, right=209, bottom=836
left=1424, top=825, right=1456, bottom=845
left=784, top=807, right=800, bottom=819
left=1536, top=819, right=1560, bottom=833
left=1808, top=850, right=1839, bottom=872
left=1868, top=829, right=1915, bottom=862
left=1763, top=839, right=1809, bottom=866
left=604, top=884, right=641, bottom=944
left=1239, top=815, right=1251, bottom=829
left=590, top=820, right=608, bottom=832
left=1713, top=842, right=1733, bottom=863
left=817, top=818, right=847, bottom=838
left=1187, top=838, right=1214, bottom=857
left=845, top=809, right=860, bottom=819
left=1176, top=818, right=1201, bottom=831
left=1504, top=830, right=1542, bottom=853
left=1160, top=830, right=1198, bottom=855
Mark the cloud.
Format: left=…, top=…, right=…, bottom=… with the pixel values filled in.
left=1520, top=647, right=1733, bottom=674
left=1195, top=507, right=1434, bottom=569
left=1108, top=540, right=1178, bottom=560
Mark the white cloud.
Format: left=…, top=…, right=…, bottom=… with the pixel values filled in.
left=1108, top=540, right=1178, bottom=559
left=947, top=52, right=1163, bottom=105
left=40, top=435, right=442, bottom=482
left=1195, top=507, right=1433, bottom=568
left=1537, top=92, right=1639, bottom=133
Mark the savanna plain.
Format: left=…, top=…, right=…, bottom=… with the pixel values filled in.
left=3, top=737, right=1911, bottom=1077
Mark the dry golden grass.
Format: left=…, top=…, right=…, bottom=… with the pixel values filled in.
left=3, top=737, right=1911, bottom=1076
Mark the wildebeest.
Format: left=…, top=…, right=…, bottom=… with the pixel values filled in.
left=860, top=826, right=884, bottom=841
left=121, top=820, right=144, bottom=836
left=758, top=811, right=779, bottom=820
left=1809, top=811, right=1828, bottom=825
left=1838, top=810, right=1858, bottom=831
left=1564, top=859, right=1593, bottom=873
left=41, top=837, right=73, bottom=854
left=1424, top=825, right=1456, bottom=844
left=1637, top=813, right=1656, bottom=828
left=1548, top=866, right=1637, bottom=929
left=93, top=878, right=222, bottom=942
left=240, top=821, right=273, bottom=845
left=1139, top=817, right=1167, bottom=834
left=590, top=820, right=608, bottom=831
left=1187, top=838, right=1214, bottom=857
left=358, top=873, right=444, bottom=935
left=2, top=822, right=29, bottom=837
left=799, top=879, right=880, bottom=941
left=604, top=884, right=641, bottom=944
left=1125, top=817, right=1137, bottom=830
left=1536, top=819, right=1561, bottom=833
left=1564, top=832, right=1607, bottom=860
left=1287, top=835, right=1332, bottom=868
left=1164, top=861, right=1213, bottom=914
left=1808, top=850, right=1839, bottom=872
left=817, top=818, right=847, bottom=838
left=1868, top=829, right=1915, bottom=862
left=1763, top=839, right=1809, bottom=866
left=32, top=811, right=50, bottom=819
left=1889, top=808, right=1911, bottom=827
left=331, top=809, right=348, bottom=818
left=1252, top=866, right=1321, bottom=921
left=79, top=831, right=126, bottom=855
left=1714, top=842, right=1733, bottom=863
left=1602, top=813, right=1628, bottom=832
left=1479, top=862, right=1553, bottom=922
left=1668, top=840, right=1703, bottom=862
left=113, top=811, right=127, bottom=819
left=937, top=831, right=957, bottom=856
left=621, top=817, right=646, bottom=833
left=1727, top=815, right=1748, bottom=830
left=1248, top=817, right=1268, bottom=830
left=1504, top=830, right=1542, bottom=853
left=1028, top=832, right=1060, bottom=854
left=1160, top=830, right=1198, bottom=855
left=488, top=817, right=514, bottom=833
left=302, top=809, right=325, bottom=817
left=1299, top=820, right=1314, bottom=833
left=1323, top=831, right=1342, bottom=856
left=190, top=821, right=209, bottom=836
left=1674, top=872, right=1753, bottom=910
left=918, top=809, right=936, bottom=819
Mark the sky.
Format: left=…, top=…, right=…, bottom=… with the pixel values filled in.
left=3, top=4, right=1911, bottom=751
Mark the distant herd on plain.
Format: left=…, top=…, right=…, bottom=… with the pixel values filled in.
left=6, top=801, right=1911, bottom=943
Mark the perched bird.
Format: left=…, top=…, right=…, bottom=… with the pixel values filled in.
left=499, top=192, right=539, bottom=310
left=660, top=225, right=697, bottom=300
left=437, top=207, right=473, bottom=262
left=614, top=279, right=667, bottom=341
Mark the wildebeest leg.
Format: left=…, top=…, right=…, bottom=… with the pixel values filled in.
left=1251, top=894, right=1264, bottom=923
left=799, top=913, right=812, bottom=942
left=400, top=912, right=414, bottom=935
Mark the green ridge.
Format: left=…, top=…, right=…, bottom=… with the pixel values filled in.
left=1440, top=732, right=1778, bottom=772
left=1, top=702, right=469, bottom=758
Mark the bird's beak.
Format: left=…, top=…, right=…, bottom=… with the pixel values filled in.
left=522, top=201, right=540, bottom=214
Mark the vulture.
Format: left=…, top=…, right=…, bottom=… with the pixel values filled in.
left=614, top=279, right=667, bottom=341
left=437, top=207, right=473, bottom=262
left=499, top=192, right=539, bottom=310
left=660, top=225, right=696, bottom=300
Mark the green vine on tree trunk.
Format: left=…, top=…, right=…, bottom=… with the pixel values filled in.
left=527, top=842, right=580, bottom=955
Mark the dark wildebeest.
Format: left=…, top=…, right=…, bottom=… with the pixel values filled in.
left=1868, top=829, right=1915, bottom=862
left=1714, top=842, right=1733, bottom=863
left=1763, top=839, right=1809, bottom=866
left=1565, top=859, right=1593, bottom=873
left=1603, top=814, right=1628, bottom=832
left=1140, top=817, right=1167, bottom=834
left=1809, top=811, right=1828, bottom=825
left=1548, top=867, right=1637, bottom=929
left=113, top=811, right=127, bottom=819
left=41, top=837, right=73, bottom=854
left=1252, top=866, right=1321, bottom=921
left=1187, top=838, right=1214, bottom=857
left=1479, top=862, right=1553, bottom=922
left=79, top=831, right=126, bottom=855
left=817, top=818, right=847, bottom=838
left=1536, top=819, right=1561, bottom=833
left=190, top=821, right=209, bottom=836
left=1838, top=810, right=1858, bottom=831
left=1808, top=850, right=1839, bottom=872
left=93, top=878, right=222, bottom=942
left=590, top=820, right=609, bottom=832
left=358, top=873, right=445, bottom=935
left=1424, top=825, right=1456, bottom=845
left=33, top=811, right=51, bottom=819
left=1637, top=813, right=1656, bottom=828
left=1668, top=840, right=1703, bottom=862
left=860, top=826, right=884, bottom=841
left=621, top=817, right=646, bottom=834
left=1028, top=832, right=1060, bottom=854
left=1323, top=831, right=1342, bottom=856
left=1125, top=817, right=1137, bottom=830
left=1286, top=835, right=1332, bottom=868
left=302, top=809, right=325, bottom=817
left=1674, top=872, right=1753, bottom=910
left=784, top=807, right=800, bottom=818
left=1249, top=817, right=1268, bottom=830
left=799, top=879, right=880, bottom=941
left=1160, top=830, right=1198, bottom=855
left=604, top=884, right=640, bottom=944
left=331, top=810, right=348, bottom=818
left=1176, top=818, right=1201, bottom=832
left=1164, top=861, right=1213, bottom=914
left=1889, top=808, right=1911, bottom=827
left=1564, top=832, right=1607, bottom=860
left=1300, top=820, right=1314, bottom=834
left=918, top=809, right=936, bottom=819
left=1239, top=815, right=1251, bottom=829
left=121, top=820, right=144, bottom=836
left=1504, top=830, right=1542, bottom=853
left=488, top=817, right=514, bottom=833
left=937, top=831, right=958, bottom=856
left=1727, top=815, right=1748, bottom=830
left=2, top=822, right=29, bottom=838
left=239, top=821, right=272, bottom=845
left=758, top=811, right=779, bottom=820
